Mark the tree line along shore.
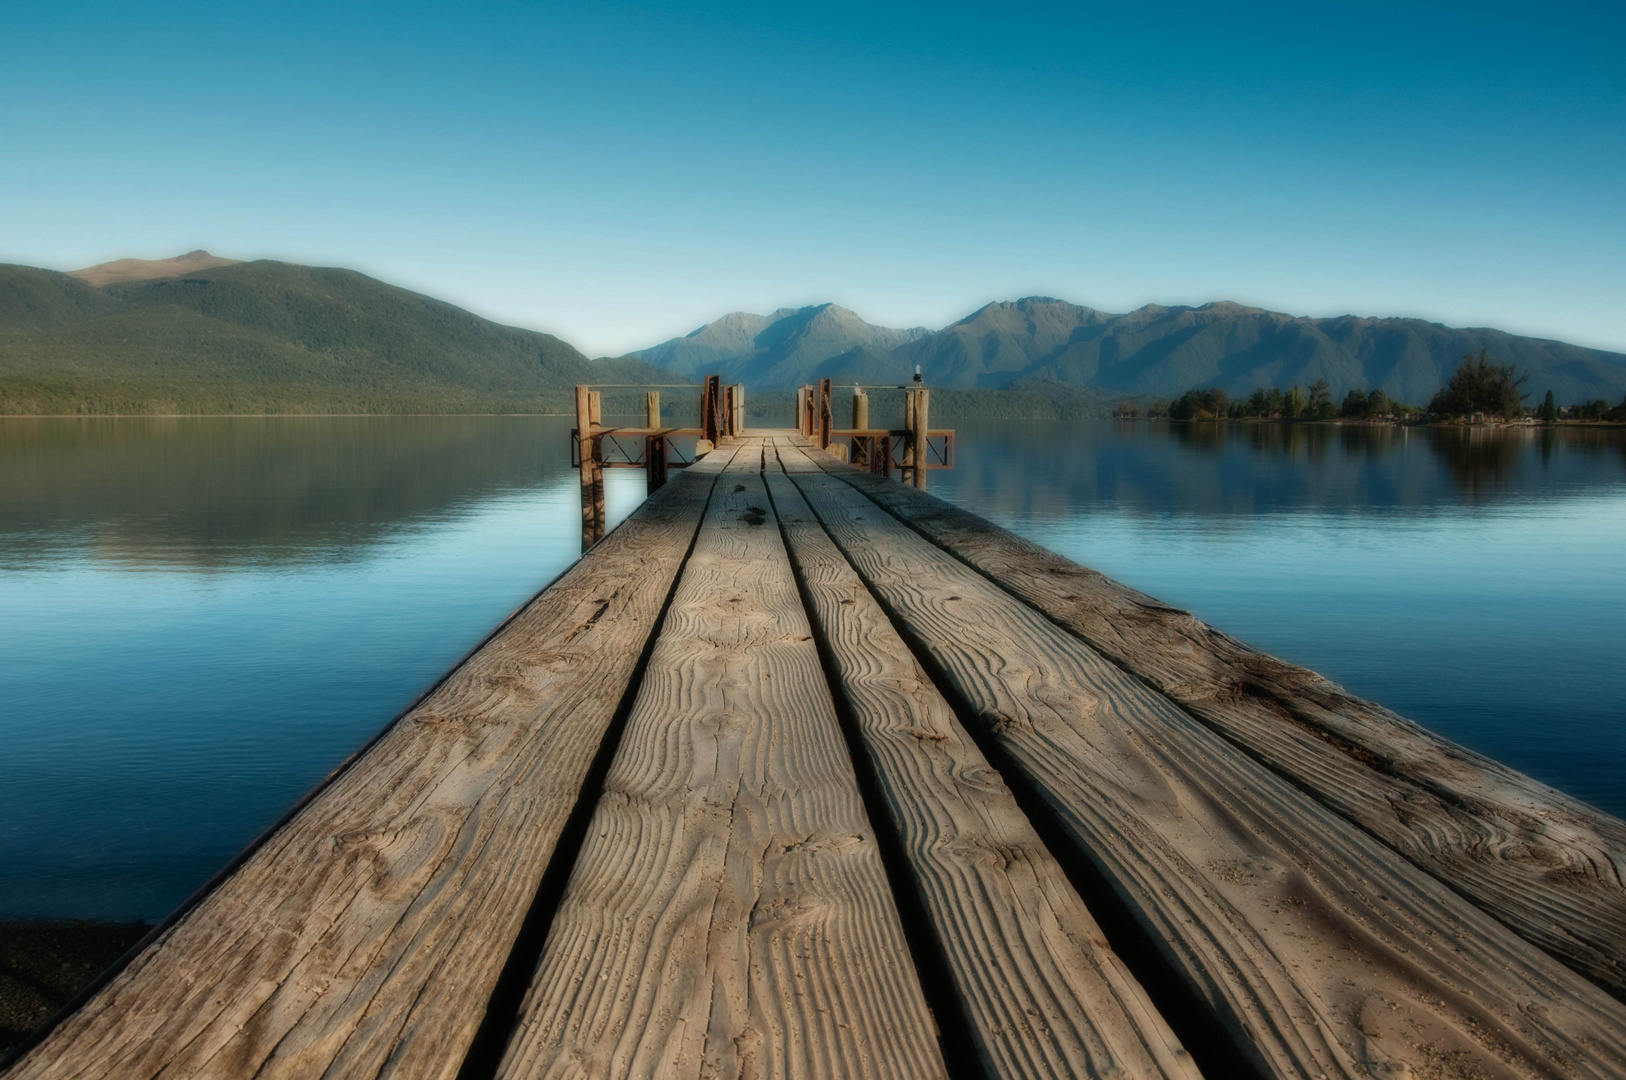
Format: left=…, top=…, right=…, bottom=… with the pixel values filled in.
left=1121, top=350, right=1626, bottom=425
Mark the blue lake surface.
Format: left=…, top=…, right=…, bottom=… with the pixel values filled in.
left=2, top=415, right=1623, bottom=921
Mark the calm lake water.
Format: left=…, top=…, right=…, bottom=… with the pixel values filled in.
left=2, top=416, right=1623, bottom=921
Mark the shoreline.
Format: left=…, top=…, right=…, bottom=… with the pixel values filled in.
left=3, top=412, right=1625, bottom=429
left=1144, top=416, right=1626, bottom=429
left=0, top=921, right=149, bottom=1053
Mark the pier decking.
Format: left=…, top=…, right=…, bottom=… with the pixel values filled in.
left=8, top=432, right=1626, bottom=1080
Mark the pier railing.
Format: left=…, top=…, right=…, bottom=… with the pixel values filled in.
left=571, top=375, right=955, bottom=548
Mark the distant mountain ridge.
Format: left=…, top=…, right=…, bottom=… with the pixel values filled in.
left=630, top=297, right=1626, bottom=404
left=625, top=303, right=929, bottom=387
left=69, top=249, right=241, bottom=287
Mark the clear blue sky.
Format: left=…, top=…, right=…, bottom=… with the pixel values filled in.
left=2, top=1, right=1621, bottom=356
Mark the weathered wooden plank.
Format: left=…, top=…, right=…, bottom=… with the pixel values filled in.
left=6, top=448, right=738, bottom=1080
left=496, top=440, right=946, bottom=1080
left=763, top=456, right=1199, bottom=1080
left=777, top=445, right=1626, bottom=1080
left=812, top=453, right=1626, bottom=998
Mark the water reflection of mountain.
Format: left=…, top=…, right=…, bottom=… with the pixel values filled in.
left=0, top=417, right=578, bottom=568
left=940, top=421, right=1626, bottom=522
left=7, top=418, right=1624, bottom=570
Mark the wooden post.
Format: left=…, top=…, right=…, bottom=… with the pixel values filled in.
left=587, top=390, right=606, bottom=540
left=734, top=384, right=745, bottom=435
left=587, top=391, right=607, bottom=538
left=702, top=375, right=721, bottom=444
left=804, top=386, right=816, bottom=437
left=877, top=434, right=894, bottom=477
left=911, top=387, right=930, bottom=490
left=588, top=388, right=608, bottom=540
left=851, top=389, right=870, bottom=466
left=796, top=387, right=808, bottom=435
left=576, top=385, right=595, bottom=551
left=646, top=390, right=660, bottom=429
left=591, top=429, right=606, bottom=536
left=724, top=385, right=736, bottom=439
left=901, top=389, right=917, bottom=483
left=819, top=377, right=832, bottom=449
left=646, top=434, right=667, bottom=494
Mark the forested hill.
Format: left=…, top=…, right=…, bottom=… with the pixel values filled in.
left=0, top=261, right=668, bottom=415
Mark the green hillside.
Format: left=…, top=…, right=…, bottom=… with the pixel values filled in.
left=0, top=261, right=673, bottom=415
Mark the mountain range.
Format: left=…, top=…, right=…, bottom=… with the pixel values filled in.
left=624, top=298, right=1626, bottom=406
left=3, top=251, right=1624, bottom=415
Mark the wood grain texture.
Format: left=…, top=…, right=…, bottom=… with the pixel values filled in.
left=764, top=453, right=1200, bottom=1080
left=6, top=448, right=738, bottom=1080
left=811, top=455, right=1626, bottom=998
left=778, top=443, right=1626, bottom=1080
left=496, top=440, right=947, bottom=1080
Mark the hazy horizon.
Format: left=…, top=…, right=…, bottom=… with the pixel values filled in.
left=4, top=1, right=1622, bottom=357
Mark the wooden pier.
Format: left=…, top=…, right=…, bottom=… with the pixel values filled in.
left=7, top=428, right=1626, bottom=1080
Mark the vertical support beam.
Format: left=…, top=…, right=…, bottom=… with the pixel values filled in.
left=575, top=385, right=595, bottom=551
left=734, top=384, right=745, bottom=435
left=591, top=430, right=606, bottom=538
left=804, top=386, right=816, bottom=437
left=911, top=386, right=930, bottom=490
left=796, top=387, right=809, bottom=435
left=877, top=434, right=894, bottom=477
left=901, top=389, right=917, bottom=484
left=818, top=377, right=833, bottom=449
left=702, top=375, right=721, bottom=444
left=588, top=389, right=606, bottom=540
left=646, top=390, right=660, bottom=430
left=646, top=434, right=667, bottom=494
left=850, top=389, right=870, bottom=467
left=724, top=385, right=736, bottom=440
